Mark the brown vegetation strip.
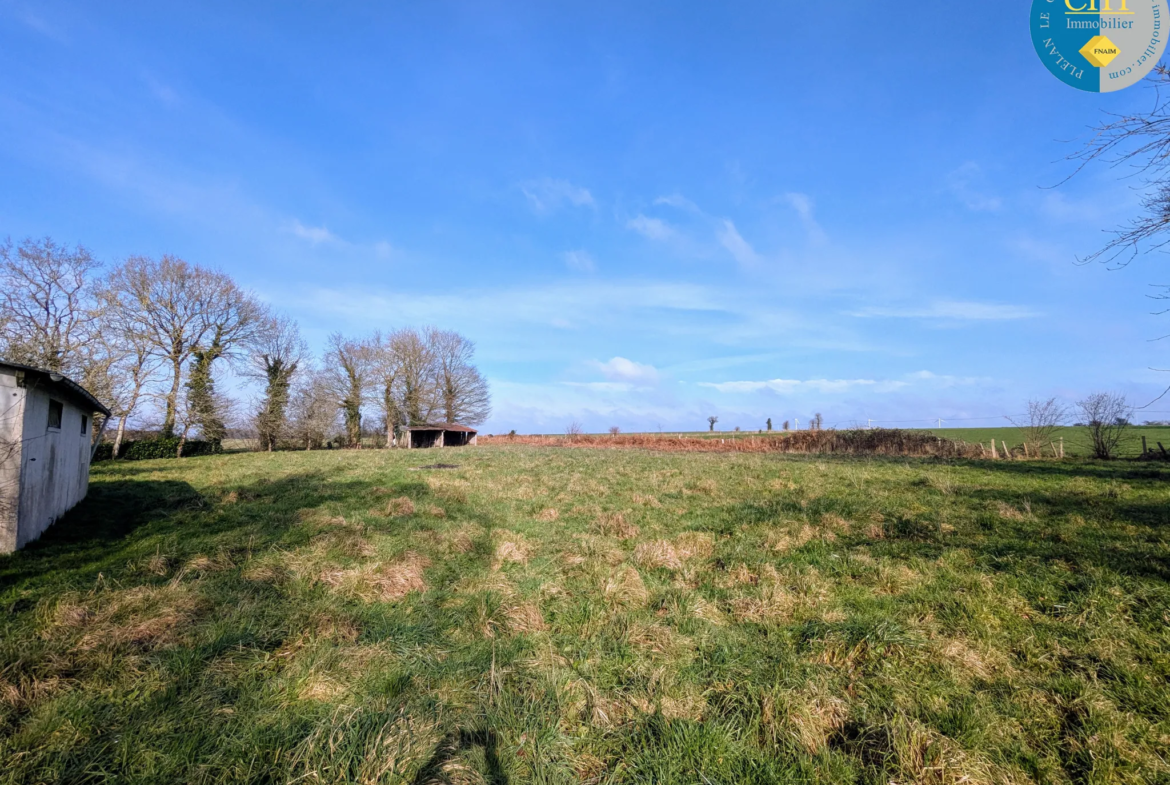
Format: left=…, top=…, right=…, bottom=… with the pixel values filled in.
left=481, top=429, right=980, bottom=457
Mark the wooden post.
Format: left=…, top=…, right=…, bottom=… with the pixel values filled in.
left=1059, top=437, right=1064, bottom=459
left=1002, top=441, right=1010, bottom=459
left=990, top=440, right=997, bottom=459
left=439, top=430, right=445, bottom=448
left=1023, top=443, right=1029, bottom=459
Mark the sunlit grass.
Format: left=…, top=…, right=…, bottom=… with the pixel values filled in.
left=2, top=447, right=1169, bottom=783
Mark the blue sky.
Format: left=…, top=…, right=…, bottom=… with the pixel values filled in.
left=2, top=0, right=1169, bottom=433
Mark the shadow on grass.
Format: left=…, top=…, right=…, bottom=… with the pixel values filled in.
left=411, top=729, right=508, bottom=785
left=0, top=469, right=419, bottom=594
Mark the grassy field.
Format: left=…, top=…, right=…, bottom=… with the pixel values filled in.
left=2, top=448, right=1170, bottom=784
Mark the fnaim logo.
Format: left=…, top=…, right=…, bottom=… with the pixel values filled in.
left=1031, top=0, right=1168, bottom=91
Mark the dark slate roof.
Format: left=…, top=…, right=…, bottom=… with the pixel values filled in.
left=405, top=423, right=478, bottom=433
left=0, top=360, right=111, bottom=416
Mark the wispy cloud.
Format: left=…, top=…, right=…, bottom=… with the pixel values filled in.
left=562, top=249, right=596, bottom=272
left=716, top=219, right=762, bottom=267
left=288, top=220, right=337, bottom=243
left=851, top=300, right=1038, bottom=321
left=626, top=214, right=676, bottom=241
left=520, top=177, right=595, bottom=213
left=143, top=73, right=179, bottom=105
left=562, top=381, right=641, bottom=392
left=783, top=192, right=828, bottom=244
left=654, top=193, right=702, bottom=213
left=946, top=162, right=1002, bottom=212
left=699, top=378, right=907, bottom=394
left=591, top=356, right=660, bottom=385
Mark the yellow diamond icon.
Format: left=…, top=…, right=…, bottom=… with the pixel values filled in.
left=1080, top=35, right=1120, bottom=68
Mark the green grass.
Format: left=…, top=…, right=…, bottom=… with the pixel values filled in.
left=919, top=426, right=1170, bottom=459
left=2, top=447, right=1170, bottom=784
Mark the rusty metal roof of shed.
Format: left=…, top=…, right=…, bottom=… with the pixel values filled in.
left=404, top=423, right=477, bottom=433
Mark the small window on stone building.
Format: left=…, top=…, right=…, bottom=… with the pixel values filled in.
left=81, top=414, right=88, bottom=434
left=48, top=399, right=63, bottom=429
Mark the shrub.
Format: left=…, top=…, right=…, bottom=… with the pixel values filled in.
left=93, top=438, right=223, bottom=462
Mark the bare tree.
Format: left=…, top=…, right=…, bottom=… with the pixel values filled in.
left=609, top=425, right=620, bottom=436
left=430, top=329, right=491, bottom=425
left=105, top=256, right=263, bottom=438
left=0, top=237, right=102, bottom=373
left=250, top=316, right=307, bottom=451
left=1066, top=67, right=1170, bottom=267
left=1009, top=398, right=1067, bottom=457
left=783, top=420, right=790, bottom=431
left=94, top=282, right=163, bottom=457
left=1077, top=392, right=1134, bottom=459
left=288, top=368, right=337, bottom=450
left=566, top=421, right=583, bottom=440
left=707, top=416, right=718, bottom=432
left=812, top=413, right=824, bottom=430
left=391, top=328, right=439, bottom=426
left=325, top=333, right=375, bottom=447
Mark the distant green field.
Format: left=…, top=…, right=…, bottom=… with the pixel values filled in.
left=919, top=425, right=1170, bottom=458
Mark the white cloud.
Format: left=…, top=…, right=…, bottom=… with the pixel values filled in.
left=562, top=381, right=639, bottom=392
left=852, top=300, right=1039, bottom=321
left=562, top=249, right=596, bottom=272
left=591, top=356, right=660, bottom=385
left=627, top=214, right=676, bottom=241
left=654, top=193, right=702, bottom=213
left=783, top=192, right=828, bottom=244
left=289, top=220, right=337, bottom=243
left=699, top=378, right=906, bottom=394
left=946, top=162, right=1002, bottom=211
left=717, top=219, right=762, bottom=267
left=520, top=177, right=595, bottom=213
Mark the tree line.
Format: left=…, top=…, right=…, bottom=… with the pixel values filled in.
left=0, top=237, right=490, bottom=456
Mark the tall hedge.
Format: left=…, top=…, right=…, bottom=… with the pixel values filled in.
left=92, top=438, right=222, bottom=462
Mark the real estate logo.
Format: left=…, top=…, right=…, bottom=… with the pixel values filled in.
left=1031, top=0, right=1168, bottom=91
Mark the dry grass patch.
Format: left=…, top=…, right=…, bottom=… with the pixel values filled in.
left=766, top=523, right=827, bottom=552
left=0, top=672, right=64, bottom=711
left=762, top=686, right=848, bottom=754
left=627, top=621, right=678, bottom=655
left=995, top=501, right=1026, bottom=520
left=730, top=585, right=797, bottom=624
left=634, top=540, right=682, bottom=570
left=536, top=507, right=559, bottom=522
left=320, top=552, right=430, bottom=603
left=635, top=532, right=713, bottom=571
left=604, top=566, right=648, bottom=607
left=384, top=496, right=416, bottom=517
left=492, top=530, right=533, bottom=569
left=631, top=493, right=662, bottom=508
left=504, top=601, right=546, bottom=634
left=594, top=511, right=639, bottom=540
left=673, top=531, right=713, bottom=560
left=45, top=582, right=206, bottom=652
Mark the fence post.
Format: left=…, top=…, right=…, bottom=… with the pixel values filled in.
left=1059, top=437, right=1064, bottom=459
left=990, top=440, right=997, bottom=459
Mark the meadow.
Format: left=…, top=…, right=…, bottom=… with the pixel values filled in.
left=2, top=446, right=1169, bottom=784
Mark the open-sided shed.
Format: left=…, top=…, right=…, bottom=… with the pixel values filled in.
left=403, top=423, right=478, bottom=449
left=1, top=361, right=110, bottom=553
